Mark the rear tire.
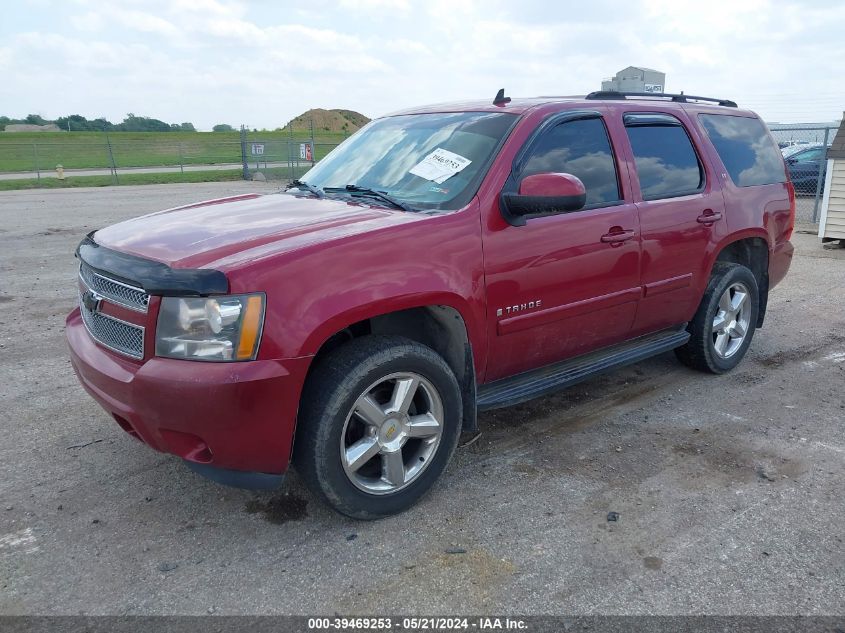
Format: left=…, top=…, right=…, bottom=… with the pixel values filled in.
left=294, top=335, right=462, bottom=520
left=675, top=262, right=759, bottom=374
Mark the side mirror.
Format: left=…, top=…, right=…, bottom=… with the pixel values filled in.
left=501, top=173, right=587, bottom=226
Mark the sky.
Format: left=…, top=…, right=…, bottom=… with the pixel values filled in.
left=1, top=0, right=844, bottom=130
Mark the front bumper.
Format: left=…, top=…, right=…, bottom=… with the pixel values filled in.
left=66, top=308, right=311, bottom=484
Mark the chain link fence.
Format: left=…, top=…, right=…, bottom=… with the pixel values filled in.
left=238, top=128, right=340, bottom=183
left=768, top=123, right=839, bottom=223
left=0, top=123, right=343, bottom=187
left=1, top=120, right=840, bottom=225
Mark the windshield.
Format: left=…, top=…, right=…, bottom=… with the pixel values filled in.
left=297, top=111, right=518, bottom=211
left=781, top=143, right=818, bottom=158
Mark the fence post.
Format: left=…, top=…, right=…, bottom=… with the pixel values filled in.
left=32, top=143, right=40, bottom=186
left=105, top=133, right=118, bottom=185
left=178, top=143, right=184, bottom=174
left=309, top=119, right=316, bottom=167
left=240, top=125, right=249, bottom=180
left=289, top=124, right=295, bottom=180
left=811, top=127, right=831, bottom=223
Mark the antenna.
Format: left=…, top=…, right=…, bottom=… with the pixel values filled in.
left=493, top=88, right=511, bottom=106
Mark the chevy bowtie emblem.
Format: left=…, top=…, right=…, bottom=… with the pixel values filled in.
left=386, top=424, right=397, bottom=439
left=82, top=289, right=104, bottom=313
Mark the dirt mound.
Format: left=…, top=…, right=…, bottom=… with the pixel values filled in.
left=288, top=108, right=370, bottom=133
left=4, top=123, right=61, bottom=133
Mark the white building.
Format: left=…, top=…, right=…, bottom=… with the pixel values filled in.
left=601, top=66, right=666, bottom=93
left=818, top=115, right=845, bottom=243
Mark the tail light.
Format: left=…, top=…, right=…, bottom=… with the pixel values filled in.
left=785, top=180, right=796, bottom=240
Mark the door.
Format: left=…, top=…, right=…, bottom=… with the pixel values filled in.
left=618, top=111, right=728, bottom=335
left=483, top=113, right=641, bottom=381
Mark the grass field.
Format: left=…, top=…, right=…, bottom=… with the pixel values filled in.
left=0, top=169, right=247, bottom=191
left=0, top=164, right=314, bottom=191
left=0, top=129, right=347, bottom=173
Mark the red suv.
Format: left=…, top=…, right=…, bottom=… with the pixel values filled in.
left=67, top=91, right=795, bottom=519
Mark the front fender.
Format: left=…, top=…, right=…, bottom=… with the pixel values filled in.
left=246, top=204, right=488, bottom=375
left=299, top=292, right=482, bottom=360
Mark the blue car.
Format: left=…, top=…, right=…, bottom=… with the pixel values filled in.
left=783, top=144, right=828, bottom=195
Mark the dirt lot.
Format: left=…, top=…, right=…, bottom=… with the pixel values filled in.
left=0, top=183, right=844, bottom=616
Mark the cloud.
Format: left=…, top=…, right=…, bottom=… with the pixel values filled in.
left=2, top=0, right=843, bottom=128
left=169, top=0, right=246, bottom=17
left=340, top=0, right=410, bottom=9
left=115, top=10, right=180, bottom=37
left=8, top=32, right=156, bottom=71
left=69, top=11, right=104, bottom=32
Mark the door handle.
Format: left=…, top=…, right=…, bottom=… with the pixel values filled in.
left=696, top=210, right=723, bottom=224
left=600, top=228, right=635, bottom=245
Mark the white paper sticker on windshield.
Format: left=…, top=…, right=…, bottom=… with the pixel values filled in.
left=409, top=148, right=472, bottom=184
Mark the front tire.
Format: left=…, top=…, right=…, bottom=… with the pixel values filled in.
left=675, top=262, right=759, bottom=374
left=294, top=335, right=462, bottom=519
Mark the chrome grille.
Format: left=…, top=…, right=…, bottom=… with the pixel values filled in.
left=79, top=262, right=149, bottom=313
left=78, top=289, right=145, bottom=360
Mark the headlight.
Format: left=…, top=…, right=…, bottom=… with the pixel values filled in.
left=155, top=294, right=265, bottom=361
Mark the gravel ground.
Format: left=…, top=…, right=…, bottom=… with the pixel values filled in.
left=0, top=183, right=843, bottom=616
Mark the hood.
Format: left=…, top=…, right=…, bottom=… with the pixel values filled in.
left=92, top=192, right=420, bottom=269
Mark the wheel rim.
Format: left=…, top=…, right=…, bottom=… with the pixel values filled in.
left=340, top=372, right=444, bottom=495
left=712, top=282, right=751, bottom=359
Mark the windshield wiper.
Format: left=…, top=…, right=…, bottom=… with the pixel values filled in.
left=286, top=179, right=324, bottom=198
left=324, top=184, right=415, bottom=212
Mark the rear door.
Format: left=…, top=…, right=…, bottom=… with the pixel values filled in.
left=695, top=112, right=793, bottom=282
left=615, top=111, right=728, bottom=335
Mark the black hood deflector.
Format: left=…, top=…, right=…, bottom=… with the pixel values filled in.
left=76, top=232, right=229, bottom=297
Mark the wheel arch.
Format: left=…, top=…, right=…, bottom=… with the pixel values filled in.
left=302, top=300, right=480, bottom=434
left=711, top=231, right=770, bottom=327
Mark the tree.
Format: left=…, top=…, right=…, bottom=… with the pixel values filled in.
left=117, top=113, right=171, bottom=132
left=2, top=113, right=204, bottom=133
left=90, top=117, right=113, bottom=132
left=212, top=123, right=234, bottom=132
left=56, top=115, right=81, bottom=131
left=55, top=114, right=114, bottom=132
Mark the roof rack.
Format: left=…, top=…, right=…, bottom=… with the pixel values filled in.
left=585, top=91, right=738, bottom=108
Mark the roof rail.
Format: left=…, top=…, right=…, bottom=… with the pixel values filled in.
left=585, top=91, right=738, bottom=108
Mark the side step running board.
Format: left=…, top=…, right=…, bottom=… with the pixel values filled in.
left=477, top=326, right=690, bottom=411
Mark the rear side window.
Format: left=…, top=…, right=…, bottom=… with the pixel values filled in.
left=791, top=147, right=823, bottom=163
left=521, top=117, right=621, bottom=206
left=699, top=114, right=786, bottom=187
left=624, top=113, right=704, bottom=200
